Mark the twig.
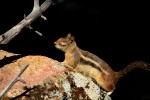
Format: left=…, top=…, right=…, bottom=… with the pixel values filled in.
left=41, top=15, right=47, bottom=20
left=0, top=0, right=52, bottom=44
left=28, top=25, right=43, bottom=36
left=0, top=64, right=29, bottom=99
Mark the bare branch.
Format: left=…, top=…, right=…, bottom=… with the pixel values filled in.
left=33, top=0, right=40, bottom=11
left=0, top=64, right=29, bottom=99
left=0, top=0, right=52, bottom=44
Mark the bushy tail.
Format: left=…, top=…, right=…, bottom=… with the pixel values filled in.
left=117, top=61, right=150, bottom=79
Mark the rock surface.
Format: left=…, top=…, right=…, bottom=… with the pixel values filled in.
left=0, top=50, right=111, bottom=100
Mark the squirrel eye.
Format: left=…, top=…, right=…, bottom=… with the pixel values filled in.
left=60, top=42, right=67, bottom=46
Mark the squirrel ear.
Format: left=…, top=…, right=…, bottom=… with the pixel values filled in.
left=67, top=33, right=72, bottom=38
left=71, top=36, right=75, bottom=41
left=67, top=33, right=75, bottom=41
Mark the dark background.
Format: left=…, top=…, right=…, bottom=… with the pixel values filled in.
left=0, top=0, right=150, bottom=100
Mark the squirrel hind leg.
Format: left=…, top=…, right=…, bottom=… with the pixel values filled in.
left=91, top=78, right=114, bottom=95
left=107, top=91, right=113, bottom=95
left=94, top=75, right=116, bottom=93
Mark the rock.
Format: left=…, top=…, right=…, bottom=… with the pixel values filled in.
left=0, top=54, right=111, bottom=100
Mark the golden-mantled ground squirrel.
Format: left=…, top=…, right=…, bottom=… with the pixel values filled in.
left=54, top=33, right=150, bottom=94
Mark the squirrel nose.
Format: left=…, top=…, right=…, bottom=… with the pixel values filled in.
left=54, top=41, right=57, bottom=44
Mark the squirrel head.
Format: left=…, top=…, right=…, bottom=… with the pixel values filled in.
left=54, top=33, right=75, bottom=52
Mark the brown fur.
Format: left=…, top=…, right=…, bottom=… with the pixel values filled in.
left=54, top=33, right=150, bottom=93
